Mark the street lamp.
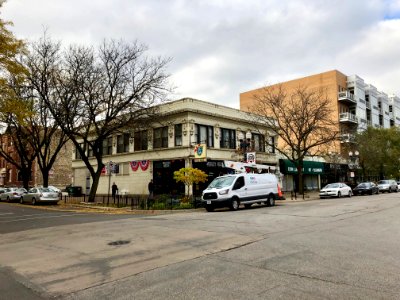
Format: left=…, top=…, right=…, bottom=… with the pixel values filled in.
left=348, top=150, right=359, bottom=185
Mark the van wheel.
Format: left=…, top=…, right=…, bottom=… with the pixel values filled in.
left=205, top=205, right=214, bottom=212
left=230, top=198, right=239, bottom=211
left=267, top=195, right=275, bottom=207
left=32, top=198, right=36, bottom=205
left=244, top=204, right=252, bottom=209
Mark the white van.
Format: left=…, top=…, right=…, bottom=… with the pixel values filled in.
left=202, top=173, right=280, bottom=212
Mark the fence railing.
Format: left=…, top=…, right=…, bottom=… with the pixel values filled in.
left=60, top=194, right=204, bottom=210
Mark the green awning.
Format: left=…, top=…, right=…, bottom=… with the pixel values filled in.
left=280, top=159, right=324, bottom=175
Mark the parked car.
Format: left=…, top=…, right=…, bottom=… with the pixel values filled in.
left=377, top=180, right=398, bottom=193
left=0, top=187, right=27, bottom=202
left=319, top=183, right=352, bottom=198
left=20, top=187, right=60, bottom=205
left=353, top=182, right=379, bottom=195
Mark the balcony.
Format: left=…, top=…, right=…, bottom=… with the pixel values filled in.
left=366, top=101, right=371, bottom=110
left=340, top=133, right=356, bottom=143
left=338, top=91, right=357, bottom=105
left=339, top=112, right=358, bottom=124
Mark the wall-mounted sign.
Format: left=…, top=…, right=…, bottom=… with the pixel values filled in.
left=194, top=144, right=207, bottom=159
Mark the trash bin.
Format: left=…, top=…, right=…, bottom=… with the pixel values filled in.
left=67, top=186, right=82, bottom=196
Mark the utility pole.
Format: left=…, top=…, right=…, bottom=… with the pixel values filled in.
left=107, top=161, right=113, bottom=205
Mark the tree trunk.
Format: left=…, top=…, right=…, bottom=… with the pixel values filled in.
left=20, top=169, right=31, bottom=190
left=41, top=168, right=50, bottom=188
left=88, top=167, right=103, bottom=202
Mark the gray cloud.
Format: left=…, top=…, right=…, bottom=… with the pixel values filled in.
left=2, top=0, right=399, bottom=107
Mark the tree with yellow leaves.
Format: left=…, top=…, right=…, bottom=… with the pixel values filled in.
left=173, top=167, right=208, bottom=202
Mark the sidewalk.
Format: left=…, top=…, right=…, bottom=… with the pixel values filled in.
left=18, top=192, right=322, bottom=214
left=281, top=191, right=320, bottom=202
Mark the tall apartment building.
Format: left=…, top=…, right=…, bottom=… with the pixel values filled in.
left=240, top=70, right=400, bottom=154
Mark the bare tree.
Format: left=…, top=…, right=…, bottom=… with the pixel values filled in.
left=35, top=38, right=172, bottom=202
left=252, top=85, right=339, bottom=195
left=24, top=38, right=70, bottom=187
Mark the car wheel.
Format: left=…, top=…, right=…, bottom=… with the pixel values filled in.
left=230, top=198, right=239, bottom=211
left=369, top=190, right=373, bottom=195
left=205, top=205, right=214, bottom=212
left=348, top=191, right=352, bottom=198
left=389, top=188, right=392, bottom=193
left=337, top=192, right=341, bottom=198
left=267, top=195, right=275, bottom=207
left=32, top=198, right=36, bottom=205
left=6, top=196, right=10, bottom=202
left=20, top=197, right=23, bottom=204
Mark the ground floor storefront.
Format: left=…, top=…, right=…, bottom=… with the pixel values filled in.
left=279, top=159, right=351, bottom=192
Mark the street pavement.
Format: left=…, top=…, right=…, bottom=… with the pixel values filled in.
left=1, top=192, right=400, bottom=299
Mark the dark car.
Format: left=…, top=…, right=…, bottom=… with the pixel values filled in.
left=353, top=182, right=379, bottom=195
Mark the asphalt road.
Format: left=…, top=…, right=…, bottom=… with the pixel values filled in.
left=0, top=203, right=142, bottom=234
left=1, top=193, right=400, bottom=299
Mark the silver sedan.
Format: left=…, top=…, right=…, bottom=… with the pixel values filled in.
left=0, top=187, right=27, bottom=202
left=20, top=187, right=60, bottom=205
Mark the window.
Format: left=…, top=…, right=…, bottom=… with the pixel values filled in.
left=175, top=124, right=182, bottom=146
left=102, top=137, right=113, bottom=155
left=153, top=127, right=168, bottom=149
left=75, top=143, right=84, bottom=159
left=220, top=128, right=236, bottom=149
left=194, top=124, right=214, bottom=147
left=269, top=136, right=276, bottom=154
left=233, top=176, right=245, bottom=190
left=117, top=133, right=130, bottom=153
left=134, top=130, right=148, bottom=151
left=252, top=133, right=265, bottom=152
left=87, top=144, right=94, bottom=157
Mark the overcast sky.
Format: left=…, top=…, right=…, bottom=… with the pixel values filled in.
left=2, top=0, right=400, bottom=108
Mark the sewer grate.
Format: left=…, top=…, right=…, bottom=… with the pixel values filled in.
left=108, top=240, right=131, bottom=246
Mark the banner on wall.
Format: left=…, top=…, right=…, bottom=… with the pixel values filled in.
left=130, top=160, right=150, bottom=172
left=194, top=144, right=207, bottom=159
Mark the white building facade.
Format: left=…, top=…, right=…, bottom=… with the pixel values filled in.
left=71, top=98, right=279, bottom=197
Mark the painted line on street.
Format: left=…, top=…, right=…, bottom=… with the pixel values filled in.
left=0, top=212, right=13, bottom=216
left=0, top=213, right=85, bottom=223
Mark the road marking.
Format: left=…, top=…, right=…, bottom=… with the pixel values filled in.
left=0, top=212, right=13, bottom=216
left=0, top=213, right=84, bottom=223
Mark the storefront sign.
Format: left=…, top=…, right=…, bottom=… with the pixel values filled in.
left=194, top=144, right=207, bottom=159
left=280, top=159, right=324, bottom=175
left=246, top=152, right=256, bottom=164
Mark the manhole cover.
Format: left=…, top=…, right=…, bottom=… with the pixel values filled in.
left=108, top=240, right=131, bottom=246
